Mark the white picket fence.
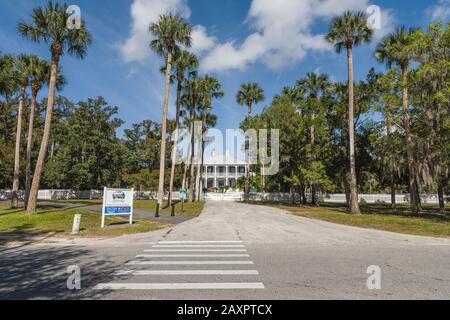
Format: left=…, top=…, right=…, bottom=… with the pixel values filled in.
left=0, top=189, right=446, bottom=204
left=0, top=189, right=181, bottom=201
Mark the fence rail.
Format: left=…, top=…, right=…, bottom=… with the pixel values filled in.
left=0, top=190, right=180, bottom=201
left=0, top=189, right=446, bottom=204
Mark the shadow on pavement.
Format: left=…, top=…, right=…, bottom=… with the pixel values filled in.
left=0, top=244, right=120, bottom=300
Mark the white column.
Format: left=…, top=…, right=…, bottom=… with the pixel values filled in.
left=225, top=165, right=228, bottom=186
left=214, top=165, right=217, bottom=188
left=205, top=165, right=208, bottom=189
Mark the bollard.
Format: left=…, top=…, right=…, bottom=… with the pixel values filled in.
left=72, top=214, right=81, bottom=235
left=171, top=204, right=176, bottom=217
left=155, top=203, right=160, bottom=218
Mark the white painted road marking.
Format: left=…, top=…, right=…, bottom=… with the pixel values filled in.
left=153, top=245, right=246, bottom=248
left=114, top=270, right=260, bottom=276
left=94, top=240, right=265, bottom=291
left=144, top=249, right=248, bottom=252
left=94, top=282, right=265, bottom=290
left=136, top=254, right=250, bottom=258
left=158, top=241, right=243, bottom=244
left=126, top=260, right=254, bottom=265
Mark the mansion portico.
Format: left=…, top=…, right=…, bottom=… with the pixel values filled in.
left=203, top=155, right=247, bottom=189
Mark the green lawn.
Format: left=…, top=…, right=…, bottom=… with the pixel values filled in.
left=250, top=201, right=450, bottom=238
left=48, top=199, right=205, bottom=217
left=0, top=202, right=169, bottom=244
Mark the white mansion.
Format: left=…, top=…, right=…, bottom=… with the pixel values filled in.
left=202, top=154, right=247, bottom=189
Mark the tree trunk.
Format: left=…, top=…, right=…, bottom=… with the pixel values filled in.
left=386, top=115, right=396, bottom=210
left=188, top=116, right=196, bottom=202
left=437, top=178, right=445, bottom=214
left=195, top=128, right=203, bottom=201
left=11, top=85, right=26, bottom=209
left=25, top=90, right=38, bottom=209
left=27, top=55, right=59, bottom=214
left=401, top=67, right=419, bottom=215
left=300, top=183, right=307, bottom=205
left=198, top=116, right=206, bottom=201
left=157, top=51, right=173, bottom=207
left=310, top=112, right=318, bottom=206
left=244, top=102, right=253, bottom=202
left=181, top=124, right=192, bottom=191
left=347, top=47, right=361, bottom=214
left=168, top=79, right=183, bottom=206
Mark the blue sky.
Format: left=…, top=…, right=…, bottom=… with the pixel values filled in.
left=1, top=0, right=448, bottom=139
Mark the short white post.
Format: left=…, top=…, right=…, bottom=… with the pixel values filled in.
left=101, top=187, right=106, bottom=228
left=72, top=214, right=81, bottom=235
left=130, top=188, right=134, bottom=225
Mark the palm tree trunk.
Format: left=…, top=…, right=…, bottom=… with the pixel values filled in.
left=347, top=47, right=361, bottom=214
left=310, top=112, right=318, bottom=206
left=182, top=124, right=192, bottom=191
left=386, top=115, right=396, bottom=210
left=244, top=103, right=252, bottom=201
left=401, top=67, right=419, bottom=215
left=168, top=79, right=183, bottom=206
left=25, top=90, right=37, bottom=209
left=27, top=55, right=59, bottom=214
left=195, top=135, right=202, bottom=201
left=197, top=115, right=207, bottom=201
left=157, top=51, right=173, bottom=207
left=11, top=85, right=26, bottom=209
left=188, top=116, right=196, bottom=202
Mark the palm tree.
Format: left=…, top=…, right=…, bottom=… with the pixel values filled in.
left=236, top=83, right=265, bottom=117
left=10, top=54, right=33, bottom=209
left=326, top=11, right=373, bottom=214
left=235, top=82, right=265, bottom=201
left=19, top=1, right=92, bottom=214
left=374, top=27, right=420, bottom=215
left=150, top=14, right=192, bottom=210
left=167, top=50, right=198, bottom=206
left=196, top=76, right=223, bottom=201
left=297, top=72, right=330, bottom=206
left=24, top=56, right=66, bottom=208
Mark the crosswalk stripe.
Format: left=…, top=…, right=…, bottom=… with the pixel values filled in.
left=93, top=282, right=265, bottom=290
left=136, top=254, right=250, bottom=258
left=153, top=245, right=245, bottom=248
left=158, top=241, right=243, bottom=244
left=114, top=270, right=260, bottom=276
left=126, top=260, right=254, bottom=265
left=144, top=249, right=248, bottom=252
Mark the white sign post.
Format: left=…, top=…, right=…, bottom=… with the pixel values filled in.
left=101, top=187, right=134, bottom=228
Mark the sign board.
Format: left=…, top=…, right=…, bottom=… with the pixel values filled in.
left=179, top=188, right=187, bottom=200
left=101, top=187, right=134, bottom=228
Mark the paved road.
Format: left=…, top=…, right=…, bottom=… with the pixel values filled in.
left=1, top=201, right=450, bottom=300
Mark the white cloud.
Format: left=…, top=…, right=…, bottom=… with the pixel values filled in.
left=426, top=0, right=450, bottom=21
left=119, top=0, right=191, bottom=62
left=200, top=0, right=394, bottom=73
left=191, top=25, right=217, bottom=54
left=119, top=0, right=395, bottom=73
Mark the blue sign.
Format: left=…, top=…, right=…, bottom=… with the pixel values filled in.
left=105, top=206, right=132, bottom=215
